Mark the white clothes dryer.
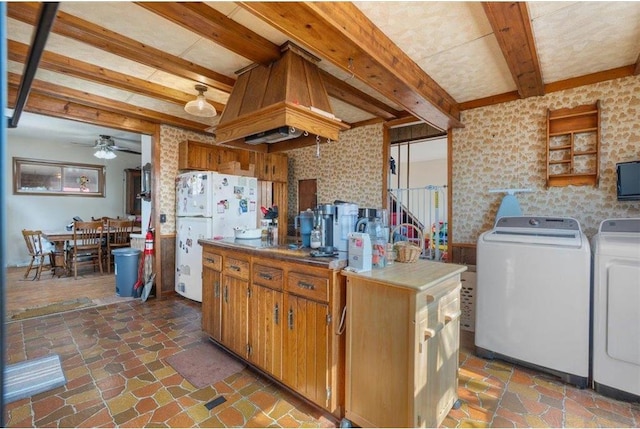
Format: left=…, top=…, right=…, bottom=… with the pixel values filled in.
left=592, top=218, right=640, bottom=401
left=476, top=216, right=591, bottom=387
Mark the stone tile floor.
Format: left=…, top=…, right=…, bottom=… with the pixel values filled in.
left=4, top=296, right=640, bottom=427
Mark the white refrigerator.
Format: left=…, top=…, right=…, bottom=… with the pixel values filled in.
left=175, top=171, right=258, bottom=302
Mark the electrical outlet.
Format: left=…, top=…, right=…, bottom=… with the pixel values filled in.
left=160, top=214, right=166, bottom=223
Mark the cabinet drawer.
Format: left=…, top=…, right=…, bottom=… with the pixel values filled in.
left=252, top=264, right=283, bottom=290
left=416, top=276, right=459, bottom=313
left=418, top=284, right=461, bottom=331
left=439, top=285, right=461, bottom=324
left=202, top=250, right=222, bottom=271
left=287, top=272, right=328, bottom=303
left=223, top=256, right=249, bottom=280
left=416, top=290, right=436, bottom=313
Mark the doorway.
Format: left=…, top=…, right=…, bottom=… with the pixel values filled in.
left=298, top=179, right=317, bottom=212
left=388, top=137, right=448, bottom=260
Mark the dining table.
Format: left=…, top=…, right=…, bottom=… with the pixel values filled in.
left=42, top=226, right=142, bottom=276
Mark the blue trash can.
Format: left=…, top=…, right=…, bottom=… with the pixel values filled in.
left=112, top=248, right=141, bottom=297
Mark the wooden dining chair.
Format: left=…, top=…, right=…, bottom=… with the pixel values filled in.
left=21, top=229, right=51, bottom=280
left=106, top=218, right=134, bottom=273
left=67, top=220, right=104, bottom=279
left=92, top=216, right=114, bottom=228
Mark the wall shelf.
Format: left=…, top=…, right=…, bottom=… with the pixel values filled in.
left=546, top=101, right=600, bottom=187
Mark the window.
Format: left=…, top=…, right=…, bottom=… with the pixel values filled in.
left=13, top=157, right=106, bottom=197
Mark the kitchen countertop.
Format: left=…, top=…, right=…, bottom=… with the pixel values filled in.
left=198, top=237, right=348, bottom=270
left=342, top=259, right=467, bottom=292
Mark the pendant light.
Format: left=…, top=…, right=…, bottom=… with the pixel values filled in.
left=184, top=84, right=217, bottom=117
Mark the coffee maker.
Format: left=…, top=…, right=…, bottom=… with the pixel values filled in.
left=333, top=202, right=359, bottom=259
left=311, top=203, right=336, bottom=257
left=310, top=202, right=359, bottom=258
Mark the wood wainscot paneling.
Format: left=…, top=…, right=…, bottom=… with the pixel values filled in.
left=160, top=234, right=176, bottom=296
left=449, top=243, right=476, bottom=266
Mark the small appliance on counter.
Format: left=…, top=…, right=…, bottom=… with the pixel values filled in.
left=294, top=209, right=315, bottom=247
left=309, top=201, right=359, bottom=258
left=333, top=202, right=359, bottom=259
left=347, top=232, right=372, bottom=272
left=310, top=203, right=337, bottom=257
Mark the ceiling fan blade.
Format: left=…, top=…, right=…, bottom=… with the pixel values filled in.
left=112, top=146, right=141, bottom=154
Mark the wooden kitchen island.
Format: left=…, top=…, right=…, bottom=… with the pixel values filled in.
left=342, top=261, right=467, bottom=428
left=199, top=238, right=466, bottom=426
left=198, top=238, right=348, bottom=419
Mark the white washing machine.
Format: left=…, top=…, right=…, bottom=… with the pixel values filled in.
left=592, top=218, right=640, bottom=401
left=476, top=216, right=591, bottom=387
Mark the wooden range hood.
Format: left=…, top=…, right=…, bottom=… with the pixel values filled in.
left=214, top=42, right=350, bottom=146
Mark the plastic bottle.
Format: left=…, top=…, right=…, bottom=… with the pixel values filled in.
left=369, top=218, right=386, bottom=268
left=310, top=229, right=321, bottom=249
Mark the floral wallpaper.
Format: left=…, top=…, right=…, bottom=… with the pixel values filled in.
left=158, top=125, right=216, bottom=235
left=157, top=123, right=384, bottom=237
left=285, top=123, right=384, bottom=224
left=451, top=75, right=640, bottom=243
left=157, top=74, right=639, bottom=245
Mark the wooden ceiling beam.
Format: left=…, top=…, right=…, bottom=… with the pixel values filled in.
left=319, top=70, right=403, bottom=121
left=8, top=86, right=157, bottom=135
left=7, top=72, right=210, bottom=134
left=482, top=2, right=544, bottom=98
left=8, top=40, right=226, bottom=113
left=239, top=2, right=461, bottom=131
left=8, top=2, right=405, bottom=125
left=140, top=2, right=401, bottom=121
left=8, top=2, right=234, bottom=93
left=136, top=2, right=280, bottom=66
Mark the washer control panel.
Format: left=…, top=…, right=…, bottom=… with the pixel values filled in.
left=599, top=218, right=640, bottom=233
left=496, top=216, right=580, bottom=231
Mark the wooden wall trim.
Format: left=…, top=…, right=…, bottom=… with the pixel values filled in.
left=447, top=130, right=453, bottom=248
left=382, top=124, right=390, bottom=208
left=460, top=65, right=636, bottom=111
left=151, top=126, right=163, bottom=298
left=544, top=64, right=635, bottom=93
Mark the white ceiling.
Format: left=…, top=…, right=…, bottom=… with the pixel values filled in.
left=355, top=1, right=640, bottom=102
left=6, top=1, right=640, bottom=148
left=6, top=109, right=142, bottom=150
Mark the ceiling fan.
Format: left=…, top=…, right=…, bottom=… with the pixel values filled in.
left=93, top=135, right=118, bottom=159
left=70, top=134, right=142, bottom=157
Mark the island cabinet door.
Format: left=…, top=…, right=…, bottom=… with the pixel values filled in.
left=283, top=294, right=330, bottom=408
left=202, top=267, right=222, bottom=342
left=248, top=285, right=283, bottom=380
left=221, top=276, right=249, bottom=358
